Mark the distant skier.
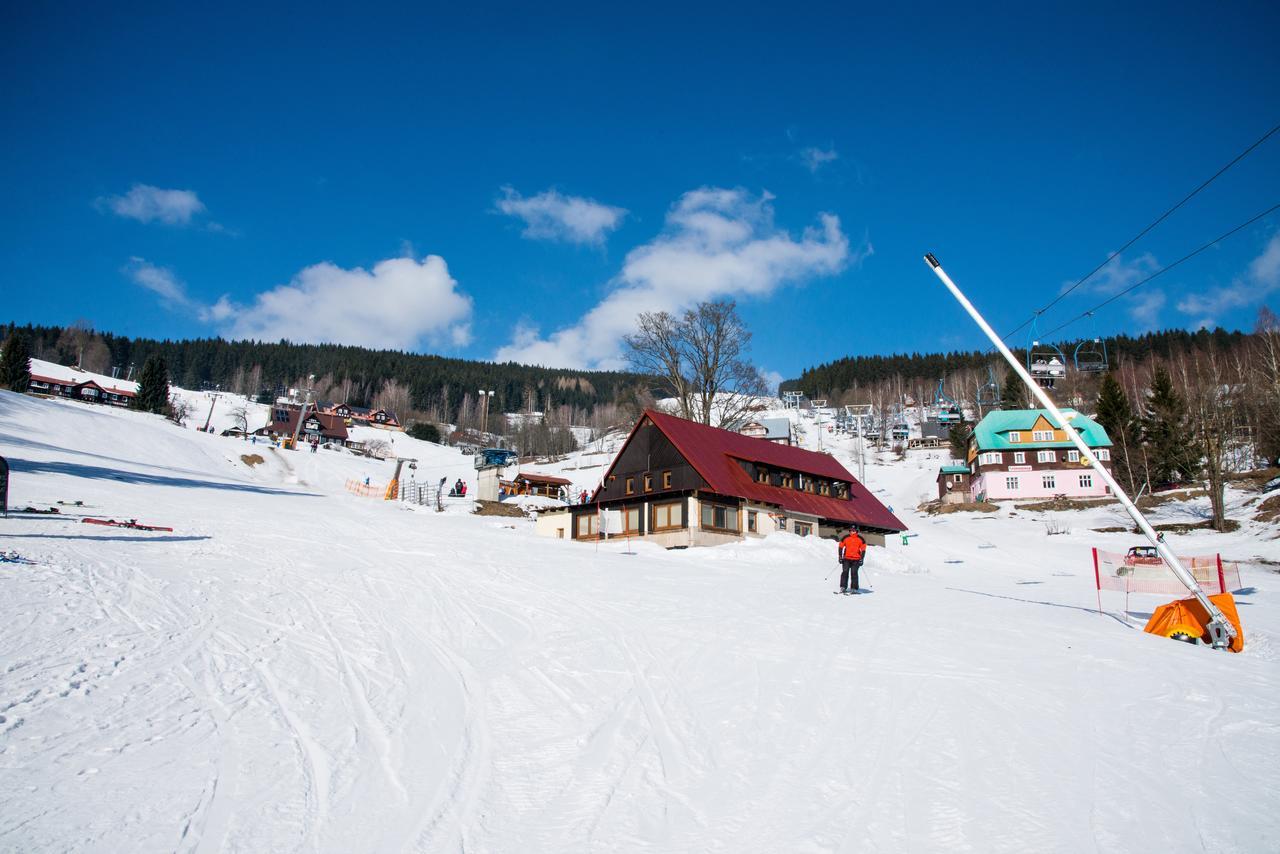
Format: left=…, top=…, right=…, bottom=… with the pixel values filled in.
left=837, top=525, right=867, bottom=594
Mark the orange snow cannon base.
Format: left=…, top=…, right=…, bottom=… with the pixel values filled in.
left=1144, top=592, right=1244, bottom=653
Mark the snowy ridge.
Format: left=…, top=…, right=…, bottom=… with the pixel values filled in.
left=1, top=390, right=1278, bottom=852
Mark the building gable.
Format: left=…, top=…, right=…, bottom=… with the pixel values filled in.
left=595, top=416, right=708, bottom=501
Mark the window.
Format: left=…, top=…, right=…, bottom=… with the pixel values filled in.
left=623, top=506, right=642, bottom=534
left=780, top=474, right=793, bottom=489
left=625, top=477, right=634, bottom=495
left=1009, top=432, right=1022, bottom=443
left=700, top=501, right=739, bottom=532
left=756, top=467, right=769, bottom=484
left=643, top=474, right=653, bottom=492
left=1096, top=449, right=1111, bottom=461
left=804, top=479, right=815, bottom=494
left=953, top=474, right=963, bottom=483
left=1005, top=476, right=1019, bottom=490
left=794, top=522, right=813, bottom=537
left=662, top=471, right=672, bottom=489
left=1037, top=450, right=1056, bottom=463
left=819, top=481, right=831, bottom=496
left=1032, top=430, right=1054, bottom=442
left=1042, top=475, right=1056, bottom=490
left=1013, top=451, right=1025, bottom=464
left=979, top=452, right=1002, bottom=465
left=1067, top=450, right=1080, bottom=463
left=775, top=516, right=787, bottom=531
left=1079, top=474, right=1093, bottom=488
left=574, top=514, right=598, bottom=539
left=747, top=511, right=757, bottom=533
left=652, top=501, right=683, bottom=530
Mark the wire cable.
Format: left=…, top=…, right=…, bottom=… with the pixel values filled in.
left=1003, top=121, right=1280, bottom=341
left=1039, top=200, right=1280, bottom=339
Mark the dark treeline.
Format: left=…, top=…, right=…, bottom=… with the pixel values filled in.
left=785, top=328, right=1248, bottom=397
left=3, top=321, right=643, bottom=425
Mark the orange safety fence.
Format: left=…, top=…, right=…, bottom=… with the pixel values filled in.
left=1093, top=548, right=1242, bottom=597
left=344, top=479, right=386, bottom=498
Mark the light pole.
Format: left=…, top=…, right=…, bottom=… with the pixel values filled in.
left=479, top=389, right=495, bottom=435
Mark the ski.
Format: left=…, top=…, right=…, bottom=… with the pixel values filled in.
left=57, top=500, right=92, bottom=507
left=1, top=551, right=35, bottom=565
left=82, top=518, right=174, bottom=532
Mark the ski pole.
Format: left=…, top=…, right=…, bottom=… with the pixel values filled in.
left=825, top=562, right=840, bottom=581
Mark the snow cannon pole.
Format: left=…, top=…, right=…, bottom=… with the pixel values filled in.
left=922, top=253, right=1235, bottom=650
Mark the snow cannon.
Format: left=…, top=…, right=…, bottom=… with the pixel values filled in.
left=1144, top=593, right=1245, bottom=653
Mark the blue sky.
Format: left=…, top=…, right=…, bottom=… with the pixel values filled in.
left=3, top=2, right=1279, bottom=382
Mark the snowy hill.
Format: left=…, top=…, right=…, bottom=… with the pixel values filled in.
left=2, top=390, right=1279, bottom=852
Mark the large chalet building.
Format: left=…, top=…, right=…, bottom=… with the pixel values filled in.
left=259, top=403, right=350, bottom=445
left=535, top=409, right=905, bottom=548
left=963, top=409, right=1113, bottom=501
left=26, top=358, right=138, bottom=408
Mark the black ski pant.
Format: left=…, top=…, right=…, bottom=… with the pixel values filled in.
left=840, top=559, right=862, bottom=591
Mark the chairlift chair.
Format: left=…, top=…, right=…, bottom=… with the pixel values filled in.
left=976, top=366, right=1001, bottom=408
left=1027, top=316, right=1067, bottom=389
left=1073, top=313, right=1109, bottom=373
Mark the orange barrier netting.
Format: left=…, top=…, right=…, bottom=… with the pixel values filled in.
left=344, top=479, right=386, bottom=498
left=1093, top=548, right=1242, bottom=597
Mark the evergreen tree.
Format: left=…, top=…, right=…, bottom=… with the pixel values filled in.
left=0, top=332, right=32, bottom=392
left=134, top=355, right=171, bottom=414
left=407, top=421, right=441, bottom=443
left=947, top=420, right=971, bottom=461
left=1142, top=366, right=1201, bottom=486
left=1093, top=372, right=1141, bottom=493
left=1000, top=371, right=1028, bottom=410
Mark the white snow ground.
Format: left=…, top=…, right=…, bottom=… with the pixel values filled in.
left=2, top=391, right=1278, bottom=853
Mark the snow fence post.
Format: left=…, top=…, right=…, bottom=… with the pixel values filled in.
left=1092, top=547, right=1102, bottom=614
left=1216, top=554, right=1227, bottom=595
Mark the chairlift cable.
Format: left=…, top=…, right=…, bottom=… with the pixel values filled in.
left=1041, top=200, right=1280, bottom=338
left=1003, top=121, right=1280, bottom=341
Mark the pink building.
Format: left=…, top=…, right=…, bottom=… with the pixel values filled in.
left=965, top=409, right=1113, bottom=502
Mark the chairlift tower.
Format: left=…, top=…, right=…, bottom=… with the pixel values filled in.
left=782, top=390, right=804, bottom=410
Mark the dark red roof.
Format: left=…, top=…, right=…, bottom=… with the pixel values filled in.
left=635, top=409, right=906, bottom=532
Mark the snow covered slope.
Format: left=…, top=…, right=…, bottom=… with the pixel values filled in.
left=2, top=390, right=1279, bottom=852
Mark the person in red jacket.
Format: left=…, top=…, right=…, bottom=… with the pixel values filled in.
left=837, top=525, right=867, bottom=594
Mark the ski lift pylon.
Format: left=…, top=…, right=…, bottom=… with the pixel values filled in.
left=1027, top=314, right=1066, bottom=389
left=1073, top=313, right=1109, bottom=373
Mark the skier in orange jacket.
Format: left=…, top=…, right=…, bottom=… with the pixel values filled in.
left=837, top=525, right=867, bottom=594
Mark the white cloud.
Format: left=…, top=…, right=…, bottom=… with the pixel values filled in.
left=1067, top=251, right=1158, bottom=295
left=761, top=369, right=785, bottom=394
left=124, top=257, right=235, bottom=323
left=223, top=255, right=472, bottom=350
left=496, top=186, right=627, bottom=245
left=99, top=184, right=206, bottom=226
left=124, top=257, right=188, bottom=303
left=799, top=146, right=839, bottom=174
left=494, top=187, right=856, bottom=369
left=1128, top=290, right=1166, bottom=330
left=1176, top=233, right=1280, bottom=326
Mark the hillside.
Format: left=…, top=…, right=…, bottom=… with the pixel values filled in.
left=2, top=391, right=1279, bottom=852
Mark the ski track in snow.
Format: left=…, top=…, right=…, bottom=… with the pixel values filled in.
left=2, top=390, right=1280, bottom=852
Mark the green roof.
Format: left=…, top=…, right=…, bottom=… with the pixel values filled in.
left=939, top=465, right=970, bottom=474
left=972, top=408, right=1112, bottom=451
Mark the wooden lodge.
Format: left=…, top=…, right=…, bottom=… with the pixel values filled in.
left=534, top=410, right=905, bottom=547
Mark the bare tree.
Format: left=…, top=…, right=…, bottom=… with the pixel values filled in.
left=1182, top=347, right=1244, bottom=532
left=168, top=395, right=192, bottom=426
left=229, top=404, right=250, bottom=438
left=373, top=378, right=412, bottom=417
left=624, top=300, right=768, bottom=428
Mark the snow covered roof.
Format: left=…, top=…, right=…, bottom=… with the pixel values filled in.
left=28, top=358, right=139, bottom=396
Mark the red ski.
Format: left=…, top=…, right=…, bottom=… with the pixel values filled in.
left=82, top=518, right=175, bottom=532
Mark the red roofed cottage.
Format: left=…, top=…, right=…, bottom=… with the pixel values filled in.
left=535, top=410, right=905, bottom=547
